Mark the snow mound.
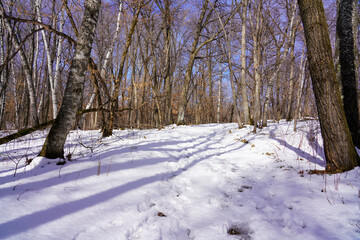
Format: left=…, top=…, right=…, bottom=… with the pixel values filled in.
left=25, top=157, right=58, bottom=171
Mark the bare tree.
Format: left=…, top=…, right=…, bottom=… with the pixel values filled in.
left=102, top=0, right=146, bottom=137
left=298, top=0, right=359, bottom=172
left=39, top=0, right=101, bottom=159
left=0, top=18, right=7, bottom=128
left=213, top=0, right=243, bottom=128
left=176, top=0, right=214, bottom=125
left=262, top=0, right=298, bottom=126
left=249, top=0, right=263, bottom=133
left=239, top=0, right=250, bottom=125
left=337, top=0, right=360, bottom=148
left=0, top=2, right=40, bottom=127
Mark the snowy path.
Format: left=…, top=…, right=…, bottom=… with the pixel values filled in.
left=0, top=122, right=359, bottom=239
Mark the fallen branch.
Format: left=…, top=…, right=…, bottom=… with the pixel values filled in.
left=0, top=119, right=55, bottom=145
left=0, top=106, right=134, bottom=145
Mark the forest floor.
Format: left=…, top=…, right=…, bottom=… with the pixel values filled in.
left=0, top=120, right=359, bottom=240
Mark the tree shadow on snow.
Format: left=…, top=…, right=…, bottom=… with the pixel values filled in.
left=269, top=125, right=326, bottom=167
left=0, top=130, right=240, bottom=238
left=0, top=135, right=203, bottom=195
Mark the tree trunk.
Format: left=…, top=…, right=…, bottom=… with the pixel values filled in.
left=102, top=2, right=143, bottom=137
left=0, top=5, right=39, bottom=127
left=293, top=50, right=306, bottom=131
left=251, top=0, right=263, bottom=133
left=285, top=34, right=297, bottom=121
left=157, top=0, right=173, bottom=125
left=337, top=0, right=360, bottom=148
left=39, top=0, right=101, bottom=159
left=215, top=0, right=243, bottom=128
left=0, top=19, right=6, bottom=129
left=298, top=0, right=360, bottom=172
left=263, top=1, right=297, bottom=126
left=240, top=0, right=250, bottom=125
left=262, top=44, right=281, bottom=127
left=35, top=0, right=58, bottom=119
left=177, top=0, right=210, bottom=125
left=217, top=71, right=222, bottom=123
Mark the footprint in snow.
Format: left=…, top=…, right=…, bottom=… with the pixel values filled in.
left=227, top=223, right=254, bottom=240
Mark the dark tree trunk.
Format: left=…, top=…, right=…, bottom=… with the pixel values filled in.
left=298, top=0, right=360, bottom=172
left=102, top=2, right=143, bottom=137
left=337, top=0, right=360, bottom=148
left=39, top=0, right=101, bottom=159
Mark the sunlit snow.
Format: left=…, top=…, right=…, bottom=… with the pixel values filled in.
left=0, top=120, right=359, bottom=240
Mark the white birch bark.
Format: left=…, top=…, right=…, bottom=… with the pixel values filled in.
left=40, top=0, right=101, bottom=158
left=86, top=2, right=122, bottom=110
left=0, top=5, right=39, bottom=126
left=53, top=7, right=65, bottom=109
left=293, top=49, right=306, bottom=131
left=285, top=3, right=300, bottom=121
left=262, top=0, right=297, bottom=126
left=35, top=0, right=59, bottom=119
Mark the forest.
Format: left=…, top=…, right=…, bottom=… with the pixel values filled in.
left=0, top=0, right=359, bottom=167
left=0, top=0, right=339, bottom=129
left=1, top=1, right=360, bottom=238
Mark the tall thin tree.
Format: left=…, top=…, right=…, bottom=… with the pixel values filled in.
left=39, top=0, right=101, bottom=159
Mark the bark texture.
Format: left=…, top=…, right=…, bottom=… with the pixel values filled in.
left=337, top=0, right=360, bottom=148
left=240, top=0, right=250, bottom=124
left=39, top=0, right=101, bottom=159
left=298, top=0, right=360, bottom=172
left=251, top=0, right=263, bottom=132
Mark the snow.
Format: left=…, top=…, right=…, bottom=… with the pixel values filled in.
left=0, top=121, right=359, bottom=240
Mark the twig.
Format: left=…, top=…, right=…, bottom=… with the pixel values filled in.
left=17, top=189, right=30, bottom=201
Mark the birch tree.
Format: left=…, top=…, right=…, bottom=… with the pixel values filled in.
left=262, top=1, right=298, bottom=126
left=0, top=2, right=39, bottom=127
left=39, top=0, right=101, bottom=159
left=35, top=0, right=65, bottom=119
left=102, top=0, right=146, bottom=137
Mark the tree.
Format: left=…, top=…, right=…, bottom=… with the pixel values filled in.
left=102, top=0, right=146, bottom=138
left=249, top=0, right=263, bottom=133
left=0, top=17, right=7, bottom=128
left=262, top=0, right=298, bottom=126
left=156, top=0, right=173, bottom=125
left=0, top=2, right=40, bottom=127
left=176, top=0, right=214, bottom=125
left=298, top=0, right=360, bottom=172
left=239, top=0, right=250, bottom=125
left=39, top=0, right=101, bottom=159
left=337, top=0, right=360, bottom=148
left=213, top=0, right=243, bottom=128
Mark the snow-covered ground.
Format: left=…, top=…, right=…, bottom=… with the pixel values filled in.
left=0, top=121, right=359, bottom=240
